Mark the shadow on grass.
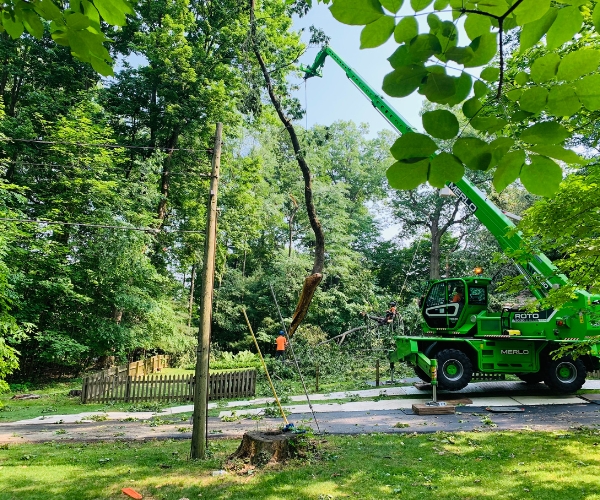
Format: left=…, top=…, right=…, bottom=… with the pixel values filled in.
left=1, top=429, right=600, bottom=499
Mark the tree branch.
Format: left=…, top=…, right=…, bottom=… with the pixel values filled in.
left=459, top=8, right=500, bottom=19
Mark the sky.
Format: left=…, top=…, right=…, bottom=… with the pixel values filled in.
left=292, top=3, right=426, bottom=137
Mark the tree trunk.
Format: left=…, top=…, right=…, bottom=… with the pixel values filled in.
left=228, top=431, right=301, bottom=465
left=430, top=232, right=441, bottom=280
left=250, top=0, right=324, bottom=337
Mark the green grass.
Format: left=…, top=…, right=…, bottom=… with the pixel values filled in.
left=1, top=429, right=600, bottom=499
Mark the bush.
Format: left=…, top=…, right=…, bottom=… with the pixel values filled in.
left=181, top=348, right=261, bottom=371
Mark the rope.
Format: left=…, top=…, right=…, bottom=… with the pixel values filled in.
left=269, top=283, right=321, bottom=434
left=398, top=237, right=423, bottom=301
left=241, top=308, right=289, bottom=425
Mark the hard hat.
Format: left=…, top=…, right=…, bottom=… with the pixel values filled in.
left=279, top=330, right=284, bottom=335
left=389, top=301, right=397, bottom=307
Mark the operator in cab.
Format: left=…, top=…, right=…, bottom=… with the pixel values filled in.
left=452, top=286, right=465, bottom=303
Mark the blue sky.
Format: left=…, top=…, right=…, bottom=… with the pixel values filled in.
left=292, top=2, right=426, bottom=136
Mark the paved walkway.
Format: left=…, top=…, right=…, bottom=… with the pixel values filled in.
left=2, top=381, right=599, bottom=444
left=5, top=380, right=600, bottom=426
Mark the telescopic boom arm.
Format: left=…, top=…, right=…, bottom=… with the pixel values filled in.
left=301, top=45, right=568, bottom=298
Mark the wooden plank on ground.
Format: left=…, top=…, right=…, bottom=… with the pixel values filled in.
left=412, top=403, right=456, bottom=415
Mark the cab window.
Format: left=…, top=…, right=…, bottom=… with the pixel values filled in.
left=468, top=286, right=487, bottom=305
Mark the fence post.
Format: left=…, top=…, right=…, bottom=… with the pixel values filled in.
left=81, top=377, right=87, bottom=404
left=315, top=364, right=319, bottom=392
left=125, top=375, right=132, bottom=403
left=376, top=359, right=380, bottom=388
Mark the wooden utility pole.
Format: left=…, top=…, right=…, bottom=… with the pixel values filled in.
left=191, top=123, right=222, bottom=459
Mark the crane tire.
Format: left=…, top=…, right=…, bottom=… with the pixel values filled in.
left=436, top=349, right=473, bottom=391
left=544, top=357, right=586, bottom=393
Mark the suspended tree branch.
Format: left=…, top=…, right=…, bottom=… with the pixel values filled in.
left=250, top=0, right=325, bottom=337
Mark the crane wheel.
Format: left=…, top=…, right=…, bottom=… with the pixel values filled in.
left=436, top=349, right=473, bottom=391
left=544, top=357, right=586, bottom=393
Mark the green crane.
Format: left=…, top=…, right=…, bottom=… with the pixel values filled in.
left=302, top=46, right=600, bottom=392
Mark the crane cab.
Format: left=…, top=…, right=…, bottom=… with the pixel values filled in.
left=421, top=277, right=491, bottom=333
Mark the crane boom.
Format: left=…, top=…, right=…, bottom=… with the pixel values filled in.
left=302, top=45, right=567, bottom=298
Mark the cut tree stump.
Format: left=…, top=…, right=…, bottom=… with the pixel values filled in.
left=228, top=431, right=301, bottom=465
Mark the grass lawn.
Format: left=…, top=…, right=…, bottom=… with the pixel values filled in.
left=1, top=429, right=600, bottom=499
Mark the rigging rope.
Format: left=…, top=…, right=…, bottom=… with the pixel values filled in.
left=269, top=283, right=321, bottom=434
left=242, top=308, right=289, bottom=425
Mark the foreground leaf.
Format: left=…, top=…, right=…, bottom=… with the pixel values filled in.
left=465, top=32, right=497, bottom=68
left=462, top=97, right=482, bottom=118
left=422, top=110, right=459, bottom=139
left=556, top=50, right=600, bottom=82
left=520, top=8, right=558, bottom=52
left=526, top=145, right=586, bottom=164
left=519, top=87, right=548, bottom=114
left=514, top=0, right=550, bottom=25
left=330, top=0, right=384, bottom=25
left=439, top=72, right=473, bottom=106
left=546, top=84, right=581, bottom=117
left=490, top=137, right=515, bottom=165
left=464, top=13, right=492, bottom=41
left=493, top=150, right=525, bottom=192
left=520, top=155, right=563, bottom=196
left=390, top=133, right=438, bottom=160
left=411, top=0, right=434, bottom=12
left=520, top=122, right=569, bottom=145
left=383, top=65, right=428, bottom=97
left=387, top=158, right=430, bottom=189
left=574, top=74, right=600, bottom=111
left=453, top=137, right=492, bottom=170
left=380, top=0, right=404, bottom=13
left=394, top=16, right=418, bottom=44
left=420, top=71, right=456, bottom=102
left=360, top=15, right=395, bottom=48
left=530, top=53, right=560, bottom=83
left=546, top=6, right=582, bottom=50
left=94, top=0, right=134, bottom=26
left=428, top=153, right=464, bottom=188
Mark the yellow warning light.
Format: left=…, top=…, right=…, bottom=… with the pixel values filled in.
left=473, top=266, right=484, bottom=275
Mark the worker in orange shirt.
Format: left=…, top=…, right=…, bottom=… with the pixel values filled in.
left=275, top=330, right=287, bottom=361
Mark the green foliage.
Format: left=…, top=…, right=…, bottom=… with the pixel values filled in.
left=327, top=0, right=600, bottom=196
left=0, top=0, right=135, bottom=75
left=205, top=350, right=261, bottom=371
left=517, top=163, right=600, bottom=301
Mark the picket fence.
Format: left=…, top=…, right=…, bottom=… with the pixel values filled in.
left=81, top=368, right=256, bottom=403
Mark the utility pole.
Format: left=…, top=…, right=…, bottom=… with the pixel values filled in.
left=191, top=123, right=222, bottom=459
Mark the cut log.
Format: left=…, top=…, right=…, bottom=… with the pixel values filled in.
left=228, top=431, right=301, bottom=465
left=11, top=394, right=40, bottom=400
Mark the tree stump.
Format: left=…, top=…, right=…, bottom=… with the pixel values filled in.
left=228, top=431, right=300, bottom=465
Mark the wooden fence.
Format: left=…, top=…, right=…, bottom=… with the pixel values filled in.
left=81, top=368, right=256, bottom=404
